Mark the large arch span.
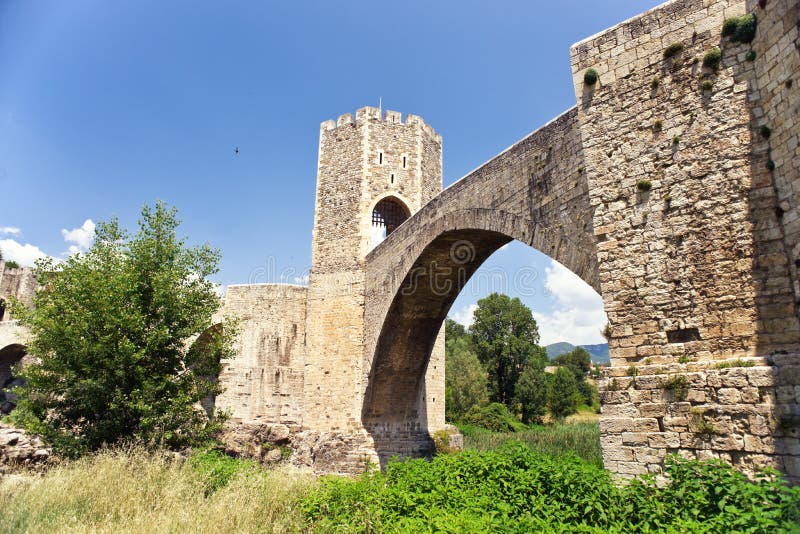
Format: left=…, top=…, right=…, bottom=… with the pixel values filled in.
left=362, top=108, right=599, bottom=460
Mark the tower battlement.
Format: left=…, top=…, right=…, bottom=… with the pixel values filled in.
left=320, top=107, right=442, bottom=143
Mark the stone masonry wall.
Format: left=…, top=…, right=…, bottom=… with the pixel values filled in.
left=0, top=262, right=36, bottom=323
left=570, top=0, right=800, bottom=479
left=216, top=284, right=306, bottom=425
left=304, top=107, right=443, bottom=434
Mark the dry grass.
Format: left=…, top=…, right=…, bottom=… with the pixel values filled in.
left=0, top=448, right=316, bottom=534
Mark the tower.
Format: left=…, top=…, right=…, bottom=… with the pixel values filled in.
left=304, top=106, right=443, bottom=432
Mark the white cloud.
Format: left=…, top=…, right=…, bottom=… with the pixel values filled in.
left=450, top=303, right=478, bottom=327
left=0, top=238, right=49, bottom=266
left=61, top=219, right=95, bottom=255
left=534, top=260, right=608, bottom=346
left=0, top=227, right=20, bottom=235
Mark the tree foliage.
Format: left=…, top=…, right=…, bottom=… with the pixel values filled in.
left=548, top=367, right=579, bottom=421
left=514, top=364, right=549, bottom=424
left=469, top=293, right=542, bottom=407
left=444, top=335, right=488, bottom=422
left=8, top=202, right=236, bottom=456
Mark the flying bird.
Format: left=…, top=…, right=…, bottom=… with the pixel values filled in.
left=234, top=146, right=240, bottom=156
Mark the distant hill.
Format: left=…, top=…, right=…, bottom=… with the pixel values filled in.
left=546, top=342, right=610, bottom=365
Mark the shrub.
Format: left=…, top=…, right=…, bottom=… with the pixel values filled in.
left=302, top=446, right=800, bottom=532
left=663, top=42, right=684, bottom=59
left=722, top=13, right=757, bottom=43
left=461, top=402, right=523, bottom=432
left=651, top=77, right=660, bottom=89
left=636, top=180, right=652, bottom=192
left=627, top=365, right=639, bottom=377
left=653, top=119, right=663, bottom=131
left=548, top=367, right=579, bottom=421
left=4, top=260, right=20, bottom=269
left=701, top=79, right=714, bottom=91
left=672, top=136, right=680, bottom=145
left=584, top=68, right=599, bottom=86
left=767, top=159, right=776, bottom=171
left=746, top=50, right=757, bottom=61
left=514, top=364, right=548, bottom=424
left=661, top=374, right=689, bottom=401
left=188, top=449, right=255, bottom=495
left=703, top=47, right=722, bottom=70
left=760, top=125, right=771, bottom=139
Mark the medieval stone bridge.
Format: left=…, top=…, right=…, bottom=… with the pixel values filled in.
left=2, top=0, right=799, bottom=480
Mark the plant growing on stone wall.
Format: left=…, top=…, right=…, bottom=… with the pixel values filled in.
left=663, top=42, right=684, bottom=59
left=626, top=365, right=638, bottom=377
left=767, top=159, right=776, bottom=171
left=760, top=125, right=771, bottom=139
left=5, top=260, right=20, bottom=269
left=701, top=79, right=714, bottom=92
left=584, top=68, right=598, bottom=86
left=672, top=136, right=680, bottom=145
left=703, top=48, right=722, bottom=71
left=690, top=408, right=719, bottom=436
left=605, top=378, right=620, bottom=391
left=661, top=375, right=689, bottom=401
left=651, top=77, right=660, bottom=90
left=636, top=180, right=652, bottom=192
left=602, top=323, right=612, bottom=340
left=653, top=119, right=663, bottom=132
left=745, top=50, right=756, bottom=61
left=678, top=355, right=692, bottom=364
left=712, top=359, right=756, bottom=369
left=722, top=13, right=757, bottom=44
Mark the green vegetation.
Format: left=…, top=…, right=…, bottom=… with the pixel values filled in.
left=663, top=42, right=684, bottom=59
left=672, top=135, right=680, bottom=145
left=761, top=125, right=772, bottom=139
left=651, top=77, right=660, bottom=89
left=636, top=180, right=652, bottom=192
left=471, top=293, right=544, bottom=406
left=653, top=119, right=663, bottom=131
left=746, top=50, right=757, bottom=61
left=514, top=363, right=549, bottom=424
left=712, top=359, right=757, bottom=369
left=701, top=79, right=714, bottom=92
left=722, top=13, right=757, bottom=43
left=460, top=421, right=601, bottom=464
left=444, top=319, right=488, bottom=421
left=461, top=402, right=526, bottom=433
left=584, top=68, right=598, bottom=86
left=548, top=367, right=580, bottom=421
left=7, top=202, right=236, bottom=457
left=703, top=47, right=722, bottom=71
left=304, top=444, right=800, bottom=532
left=4, top=260, right=20, bottom=269
left=661, top=375, right=689, bottom=402
left=767, top=159, right=776, bottom=171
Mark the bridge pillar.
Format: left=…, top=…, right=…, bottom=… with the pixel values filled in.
left=303, top=107, right=445, bottom=451
left=571, top=0, right=800, bottom=480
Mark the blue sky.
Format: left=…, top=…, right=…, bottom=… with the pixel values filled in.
left=1, top=0, right=663, bottom=346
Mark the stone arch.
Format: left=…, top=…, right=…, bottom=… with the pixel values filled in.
left=187, top=323, right=223, bottom=417
left=362, top=207, right=598, bottom=461
left=0, top=344, right=28, bottom=414
left=369, top=195, right=412, bottom=249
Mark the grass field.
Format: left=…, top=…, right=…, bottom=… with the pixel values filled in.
left=461, top=421, right=602, bottom=465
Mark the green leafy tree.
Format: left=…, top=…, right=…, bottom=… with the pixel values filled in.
left=554, top=347, right=591, bottom=380
left=9, top=202, right=236, bottom=457
left=514, top=363, right=549, bottom=424
left=554, top=347, right=593, bottom=406
left=445, top=336, right=488, bottom=421
left=548, top=367, right=579, bottom=421
left=470, top=293, right=542, bottom=407
left=445, top=317, right=467, bottom=341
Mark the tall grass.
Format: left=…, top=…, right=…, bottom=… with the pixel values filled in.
left=0, top=448, right=315, bottom=533
left=460, top=422, right=602, bottom=465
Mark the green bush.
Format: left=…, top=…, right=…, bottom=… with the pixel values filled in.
left=188, top=449, right=255, bottom=495
left=663, top=42, right=684, bottom=59
left=722, top=13, right=757, bottom=43
left=461, top=402, right=524, bottom=432
left=701, top=79, right=714, bottom=91
left=302, top=445, right=800, bottom=532
left=703, top=47, right=722, bottom=71
left=584, top=68, right=599, bottom=86
left=4, top=260, right=20, bottom=269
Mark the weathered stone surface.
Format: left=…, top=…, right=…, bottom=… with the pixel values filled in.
left=0, top=423, right=51, bottom=472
